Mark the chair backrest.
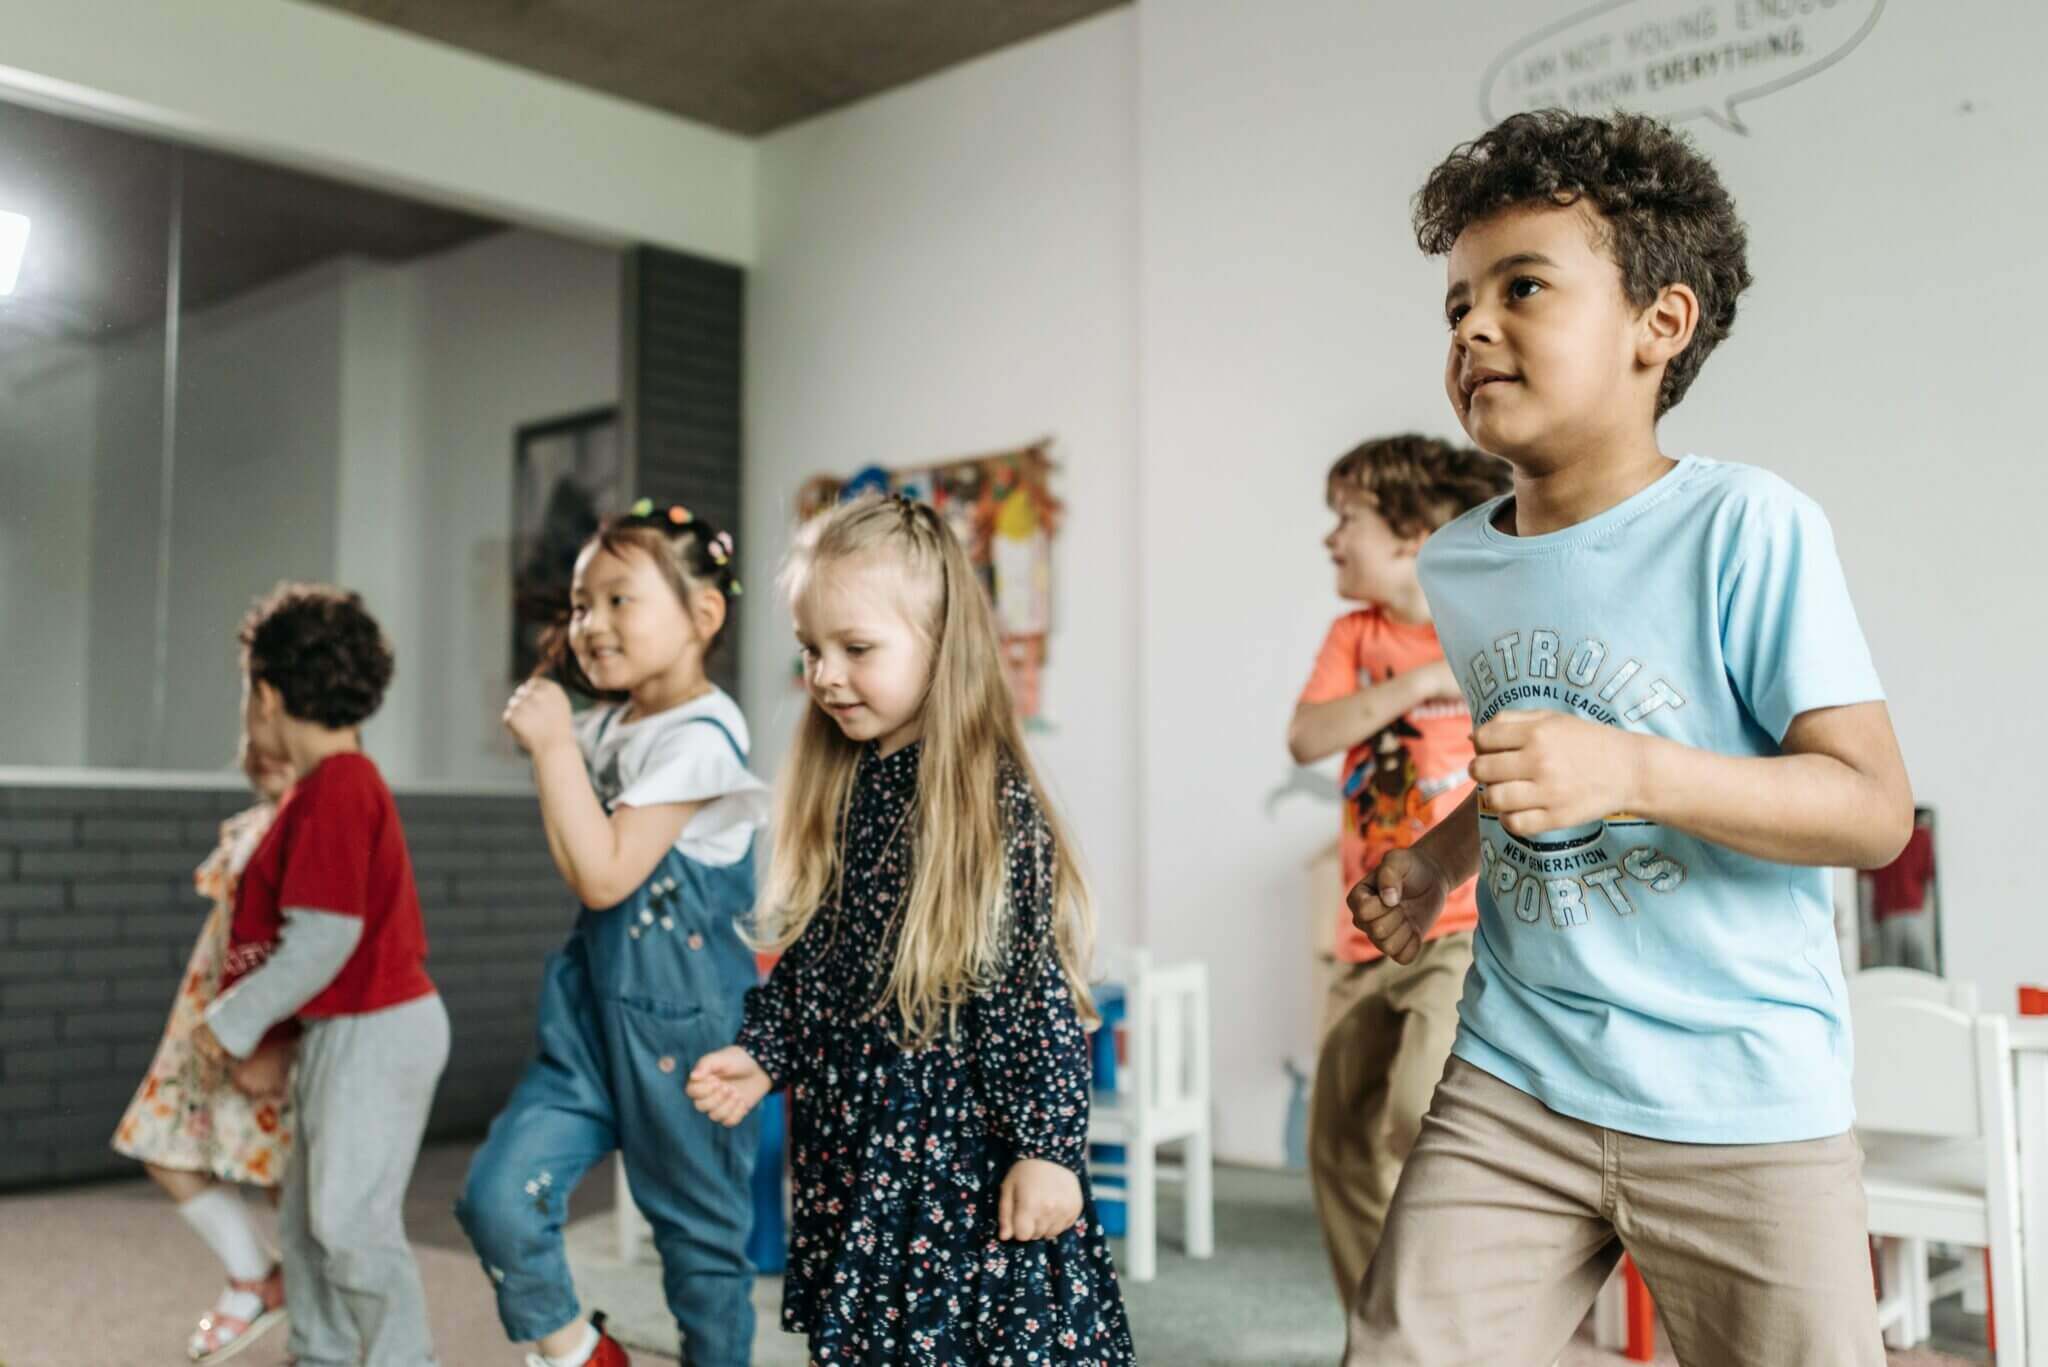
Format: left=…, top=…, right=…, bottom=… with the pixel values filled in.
left=1853, top=966, right=1979, bottom=1013
left=1849, top=979, right=2006, bottom=1139
left=1097, top=947, right=1211, bottom=1123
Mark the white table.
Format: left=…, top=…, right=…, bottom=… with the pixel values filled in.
left=2007, top=1016, right=2048, bottom=1364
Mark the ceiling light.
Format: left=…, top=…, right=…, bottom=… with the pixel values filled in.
left=0, top=211, right=30, bottom=296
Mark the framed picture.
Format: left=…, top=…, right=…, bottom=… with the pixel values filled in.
left=510, top=407, right=623, bottom=681
left=1857, top=804, right=1941, bottom=974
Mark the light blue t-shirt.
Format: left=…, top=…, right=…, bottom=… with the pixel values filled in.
left=1418, top=455, right=1885, bottom=1143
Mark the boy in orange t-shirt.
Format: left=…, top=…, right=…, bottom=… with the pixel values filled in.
left=1288, top=433, right=1508, bottom=1302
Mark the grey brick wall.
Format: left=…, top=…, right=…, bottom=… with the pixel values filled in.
left=624, top=245, right=745, bottom=699
left=0, top=781, right=559, bottom=1191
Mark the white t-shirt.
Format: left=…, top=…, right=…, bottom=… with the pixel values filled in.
left=573, top=688, right=771, bottom=868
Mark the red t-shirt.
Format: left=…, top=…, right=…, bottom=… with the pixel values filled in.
left=226, top=752, right=435, bottom=1017
left=1299, top=608, right=1479, bottom=963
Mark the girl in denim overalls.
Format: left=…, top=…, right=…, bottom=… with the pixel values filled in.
left=459, top=504, right=769, bottom=1367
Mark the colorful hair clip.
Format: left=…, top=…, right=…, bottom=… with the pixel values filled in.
left=630, top=497, right=654, bottom=517
left=668, top=504, right=693, bottom=526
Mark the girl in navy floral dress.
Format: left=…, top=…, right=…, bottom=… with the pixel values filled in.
left=689, top=494, right=1134, bottom=1366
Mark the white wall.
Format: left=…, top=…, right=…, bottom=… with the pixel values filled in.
left=336, top=260, right=431, bottom=780
left=82, top=327, right=171, bottom=768
left=0, top=0, right=753, bottom=264
left=1134, top=0, right=2048, bottom=1160
left=743, top=10, right=1141, bottom=948
left=408, top=230, right=622, bottom=785
left=157, top=264, right=345, bottom=770
left=236, top=229, right=621, bottom=787
left=0, top=343, right=94, bottom=764
left=2, top=230, right=617, bottom=782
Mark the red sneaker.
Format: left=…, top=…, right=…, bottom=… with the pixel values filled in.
left=587, top=1312, right=631, bottom=1367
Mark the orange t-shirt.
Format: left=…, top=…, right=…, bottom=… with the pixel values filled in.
left=1299, top=608, right=1479, bottom=963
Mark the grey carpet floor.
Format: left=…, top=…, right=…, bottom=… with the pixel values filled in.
left=0, top=1144, right=1986, bottom=1366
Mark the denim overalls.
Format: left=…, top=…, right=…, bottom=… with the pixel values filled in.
left=457, top=716, right=761, bottom=1367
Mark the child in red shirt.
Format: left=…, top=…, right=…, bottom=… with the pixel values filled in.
left=195, top=582, right=447, bottom=1367
left=1286, top=434, right=1508, bottom=1302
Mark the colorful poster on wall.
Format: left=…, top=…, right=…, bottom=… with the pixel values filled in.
left=796, top=440, right=1061, bottom=724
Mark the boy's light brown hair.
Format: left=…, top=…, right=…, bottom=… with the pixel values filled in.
left=1327, top=433, right=1512, bottom=538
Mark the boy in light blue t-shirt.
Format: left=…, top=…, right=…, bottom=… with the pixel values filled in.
left=1342, top=111, right=1913, bottom=1367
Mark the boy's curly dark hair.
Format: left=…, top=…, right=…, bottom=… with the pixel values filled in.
left=1413, top=109, right=1753, bottom=417
left=238, top=583, right=394, bottom=729
left=1328, top=433, right=1512, bottom=538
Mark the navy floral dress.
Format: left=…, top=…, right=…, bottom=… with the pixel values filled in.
left=736, top=741, right=1135, bottom=1365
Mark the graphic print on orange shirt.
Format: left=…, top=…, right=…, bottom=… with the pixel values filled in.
left=1344, top=690, right=1470, bottom=886
left=1298, top=608, right=1481, bottom=964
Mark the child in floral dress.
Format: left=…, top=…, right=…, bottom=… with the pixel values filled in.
left=115, top=738, right=299, bottom=1362
left=688, top=495, right=1135, bottom=1365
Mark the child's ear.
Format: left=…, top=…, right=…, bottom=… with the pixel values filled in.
left=1395, top=529, right=1430, bottom=560
left=691, top=585, right=728, bottom=644
left=1637, top=281, right=1701, bottom=370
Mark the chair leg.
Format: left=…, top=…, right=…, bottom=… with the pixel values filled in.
left=1592, top=1266, right=1628, bottom=1349
left=1623, top=1256, right=1656, bottom=1362
left=614, top=1154, right=635, bottom=1263
left=1183, top=1127, right=1214, bottom=1260
left=1127, top=1142, right=1158, bottom=1283
left=1909, top=1241, right=1931, bottom=1347
left=1964, top=1245, right=1991, bottom=1315
left=1873, top=1238, right=1916, bottom=1349
left=1872, top=1238, right=1908, bottom=1347
left=1984, top=1239, right=2026, bottom=1367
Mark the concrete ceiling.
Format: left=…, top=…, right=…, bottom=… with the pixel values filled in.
left=299, top=0, right=1127, bottom=136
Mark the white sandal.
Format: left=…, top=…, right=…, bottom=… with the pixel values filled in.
left=187, top=1265, right=287, bottom=1363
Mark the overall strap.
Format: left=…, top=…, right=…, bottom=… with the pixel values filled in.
left=676, top=714, right=749, bottom=767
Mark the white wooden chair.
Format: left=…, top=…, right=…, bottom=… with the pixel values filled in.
left=1857, top=968, right=1988, bottom=1327
left=1087, top=948, right=1215, bottom=1282
left=1857, top=965, right=1978, bottom=1012
left=1851, top=972, right=2023, bottom=1362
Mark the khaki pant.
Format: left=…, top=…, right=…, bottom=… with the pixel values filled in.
left=1345, top=1057, right=1885, bottom=1367
left=1309, top=931, right=1473, bottom=1302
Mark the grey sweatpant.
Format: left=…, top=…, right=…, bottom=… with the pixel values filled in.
left=282, top=992, right=450, bottom=1367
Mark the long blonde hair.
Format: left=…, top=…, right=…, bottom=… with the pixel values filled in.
left=759, top=494, right=1096, bottom=1048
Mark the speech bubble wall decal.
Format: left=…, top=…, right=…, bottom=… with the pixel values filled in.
left=1481, top=0, right=1885, bottom=135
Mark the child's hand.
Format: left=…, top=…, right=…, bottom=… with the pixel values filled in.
left=1409, top=659, right=1462, bottom=703
left=999, top=1158, right=1083, bottom=1242
left=236, top=729, right=294, bottom=801
left=1349, top=847, right=1448, bottom=965
left=503, top=678, right=576, bottom=755
left=686, top=1047, right=772, bottom=1127
left=191, top=1021, right=229, bottom=1066
left=231, top=1039, right=294, bottom=1100
left=1470, top=710, right=1642, bottom=837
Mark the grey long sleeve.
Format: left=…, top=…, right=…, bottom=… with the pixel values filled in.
left=204, top=907, right=363, bottom=1059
